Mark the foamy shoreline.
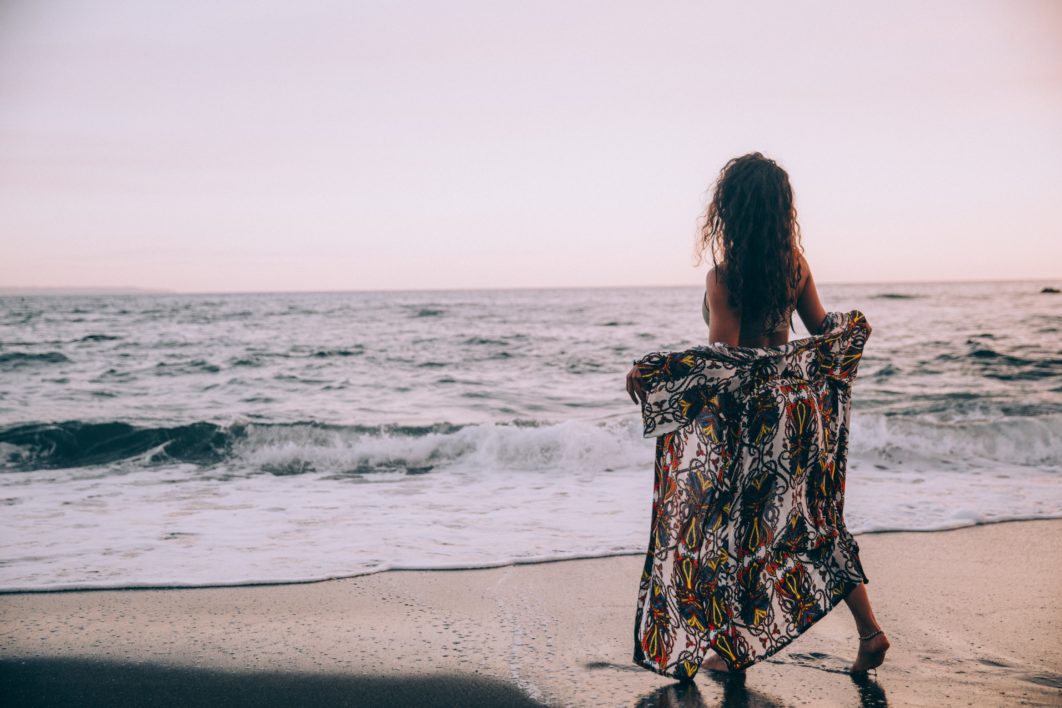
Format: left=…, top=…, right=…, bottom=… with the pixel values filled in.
left=3, top=514, right=1061, bottom=595
left=1, top=520, right=1059, bottom=707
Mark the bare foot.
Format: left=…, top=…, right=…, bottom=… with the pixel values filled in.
left=850, top=630, right=890, bottom=673
left=701, top=652, right=742, bottom=673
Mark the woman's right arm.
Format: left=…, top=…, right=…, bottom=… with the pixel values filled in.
left=796, top=255, right=828, bottom=334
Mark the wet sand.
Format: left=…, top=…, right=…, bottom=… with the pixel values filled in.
left=1, top=520, right=1060, bottom=707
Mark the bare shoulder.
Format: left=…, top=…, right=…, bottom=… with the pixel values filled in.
left=705, top=265, right=735, bottom=311
left=705, top=264, right=727, bottom=292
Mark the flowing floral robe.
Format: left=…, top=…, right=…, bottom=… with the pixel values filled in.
left=631, top=310, right=872, bottom=679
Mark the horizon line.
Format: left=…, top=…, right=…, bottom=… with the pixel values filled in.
left=1, top=276, right=1059, bottom=297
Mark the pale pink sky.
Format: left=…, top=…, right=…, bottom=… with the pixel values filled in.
left=1, top=1, right=1060, bottom=292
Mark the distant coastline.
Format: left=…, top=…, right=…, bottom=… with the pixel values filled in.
left=0, top=286, right=174, bottom=296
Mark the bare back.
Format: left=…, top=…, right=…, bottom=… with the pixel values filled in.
left=704, top=254, right=828, bottom=347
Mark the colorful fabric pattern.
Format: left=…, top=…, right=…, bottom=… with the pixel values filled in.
left=630, top=310, right=872, bottom=680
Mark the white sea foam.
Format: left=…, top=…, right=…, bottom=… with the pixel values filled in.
left=1, top=417, right=1059, bottom=593
left=849, top=412, right=1062, bottom=467
left=232, top=418, right=650, bottom=477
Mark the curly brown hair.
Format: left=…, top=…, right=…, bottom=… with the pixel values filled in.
left=695, top=152, right=805, bottom=332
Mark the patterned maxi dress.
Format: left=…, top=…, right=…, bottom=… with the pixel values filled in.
left=630, top=309, right=872, bottom=679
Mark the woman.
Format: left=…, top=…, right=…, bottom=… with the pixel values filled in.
left=626, top=152, right=888, bottom=676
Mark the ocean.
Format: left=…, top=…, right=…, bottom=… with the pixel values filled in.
left=1, top=281, right=1060, bottom=592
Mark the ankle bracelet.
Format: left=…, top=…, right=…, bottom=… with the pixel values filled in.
left=859, top=629, right=884, bottom=641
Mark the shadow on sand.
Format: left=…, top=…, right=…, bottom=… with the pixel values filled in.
left=0, top=656, right=545, bottom=708
left=634, top=673, right=784, bottom=708
left=633, top=670, right=888, bottom=708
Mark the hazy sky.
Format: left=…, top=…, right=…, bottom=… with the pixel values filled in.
left=1, top=1, right=1060, bottom=292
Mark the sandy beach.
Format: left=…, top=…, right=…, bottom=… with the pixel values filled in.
left=1, top=519, right=1059, bottom=707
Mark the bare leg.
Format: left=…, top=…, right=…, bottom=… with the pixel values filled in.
left=844, top=583, right=889, bottom=673
left=701, top=651, right=741, bottom=673
left=701, top=584, right=888, bottom=674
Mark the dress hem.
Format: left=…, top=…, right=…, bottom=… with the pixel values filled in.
left=632, top=574, right=869, bottom=680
